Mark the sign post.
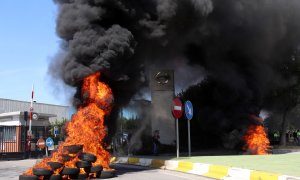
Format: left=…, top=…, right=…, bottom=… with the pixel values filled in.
left=184, top=101, right=193, bottom=157
left=172, top=98, right=183, bottom=158
left=46, top=137, right=54, bottom=157
left=54, top=127, right=59, bottom=137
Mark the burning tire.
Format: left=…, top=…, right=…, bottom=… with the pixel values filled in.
left=100, top=170, right=116, bottom=179
left=90, top=165, right=103, bottom=173
left=78, top=153, right=96, bottom=163
left=76, top=161, right=92, bottom=168
left=47, top=162, right=63, bottom=170
left=96, top=171, right=102, bottom=178
left=71, top=173, right=88, bottom=179
left=49, top=174, right=62, bottom=180
left=83, top=167, right=91, bottom=174
left=63, top=145, right=83, bottom=154
left=61, top=167, right=79, bottom=175
left=19, top=175, right=38, bottom=180
left=62, top=154, right=72, bottom=162
left=32, top=168, right=52, bottom=176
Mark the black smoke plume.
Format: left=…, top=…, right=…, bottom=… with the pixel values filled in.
left=50, top=0, right=300, bottom=146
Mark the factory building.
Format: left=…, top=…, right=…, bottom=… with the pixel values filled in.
left=0, top=98, right=69, bottom=121
left=0, top=98, right=69, bottom=159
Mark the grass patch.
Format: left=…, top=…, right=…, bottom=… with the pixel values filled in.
left=171, top=154, right=300, bottom=177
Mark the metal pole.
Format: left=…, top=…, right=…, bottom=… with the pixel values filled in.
left=29, top=85, right=34, bottom=133
left=24, top=117, right=28, bottom=158
left=176, top=118, right=179, bottom=158
left=188, top=120, right=191, bottom=157
left=27, top=85, right=34, bottom=157
left=45, top=146, right=48, bottom=157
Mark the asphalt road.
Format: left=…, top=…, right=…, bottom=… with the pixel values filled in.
left=0, top=159, right=215, bottom=180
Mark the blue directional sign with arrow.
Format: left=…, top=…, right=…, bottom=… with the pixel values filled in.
left=46, top=137, right=54, bottom=147
left=54, top=127, right=59, bottom=135
left=184, top=100, right=193, bottom=120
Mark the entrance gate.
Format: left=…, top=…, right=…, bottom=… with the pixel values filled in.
left=0, top=126, right=49, bottom=159
left=0, top=126, right=26, bottom=159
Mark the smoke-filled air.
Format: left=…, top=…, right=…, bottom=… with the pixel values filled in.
left=49, top=0, right=300, bottom=150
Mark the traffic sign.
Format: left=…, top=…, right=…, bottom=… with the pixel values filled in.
left=46, top=137, right=54, bottom=147
left=36, top=138, right=45, bottom=149
left=172, top=98, right=183, bottom=119
left=32, top=113, right=39, bottom=120
left=54, top=127, right=59, bottom=135
left=184, top=101, right=193, bottom=120
left=172, top=97, right=183, bottom=158
left=184, top=100, right=193, bottom=157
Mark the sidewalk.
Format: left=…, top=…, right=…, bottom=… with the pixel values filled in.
left=112, top=152, right=300, bottom=180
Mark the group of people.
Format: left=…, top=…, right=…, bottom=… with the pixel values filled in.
left=274, top=129, right=300, bottom=145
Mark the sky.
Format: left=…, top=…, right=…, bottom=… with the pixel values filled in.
left=0, top=1, right=71, bottom=106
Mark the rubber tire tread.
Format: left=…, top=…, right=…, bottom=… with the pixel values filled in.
left=32, top=168, right=52, bottom=176
left=62, top=155, right=72, bottom=162
left=47, top=162, right=63, bottom=170
left=90, top=165, right=103, bottom=173
left=78, top=153, right=96, bottom=162
left=49, top=174, right=62, bottom=180
left=100, top=170, right=116, bottom=179
left=84, top=167, right=91, bottom=174
left=76, top=173, right=88, bottom=179
left=76, top=161, right=92, bottom=168
left=61, top=167, right=79, bottom=175
left=19, top=175, right=38, bottom=180
left=63, top=145, right=83, bottom=154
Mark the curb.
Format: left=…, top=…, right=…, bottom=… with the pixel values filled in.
left=112, top=157, right=300, bottom=180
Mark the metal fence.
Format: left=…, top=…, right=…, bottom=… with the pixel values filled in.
left=0, top=126, right=49, bottom=159
left=0, top=126, right=25, bottom=153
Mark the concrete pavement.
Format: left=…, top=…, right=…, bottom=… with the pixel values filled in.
left=0, top=159, right=39, bottom=180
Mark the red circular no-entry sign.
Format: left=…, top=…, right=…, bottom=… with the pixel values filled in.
left=172, top=98, right=183, bottom=119
left=36, top=138, right=46, bottom=149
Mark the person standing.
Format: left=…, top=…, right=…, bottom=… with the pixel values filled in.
left=152, top=130, right=161, bottom=155
left=297, top=130, right=300, bottom=146
left=293, top=130, right=298, bottom=145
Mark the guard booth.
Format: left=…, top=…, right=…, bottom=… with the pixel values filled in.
left=0, top=111, right=56, bottom=159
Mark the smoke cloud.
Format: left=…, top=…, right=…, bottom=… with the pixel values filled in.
left=50, top=0, right=300, bottom=146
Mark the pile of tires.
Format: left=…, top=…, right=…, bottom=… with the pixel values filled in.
left=78, top=153, right=101, bottom=178
left=19, top=145, right=115, bottom=179
left=76, top=152, right=115, bottom=179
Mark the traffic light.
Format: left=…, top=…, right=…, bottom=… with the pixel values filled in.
left=24, top=111, right=28, bottom=121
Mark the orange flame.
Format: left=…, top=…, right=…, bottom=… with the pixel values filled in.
left=24, top=72, right=113, bottom=176
left=243, top=125, right=270, bottom=155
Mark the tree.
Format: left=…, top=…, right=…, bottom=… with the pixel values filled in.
left=177, top=79, right=236, bottom=150
left=271, top=89, right=299, bottom=146
left=264, top=49, right=300, bottom=146
left=49, top=118, right=68, bottom=141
